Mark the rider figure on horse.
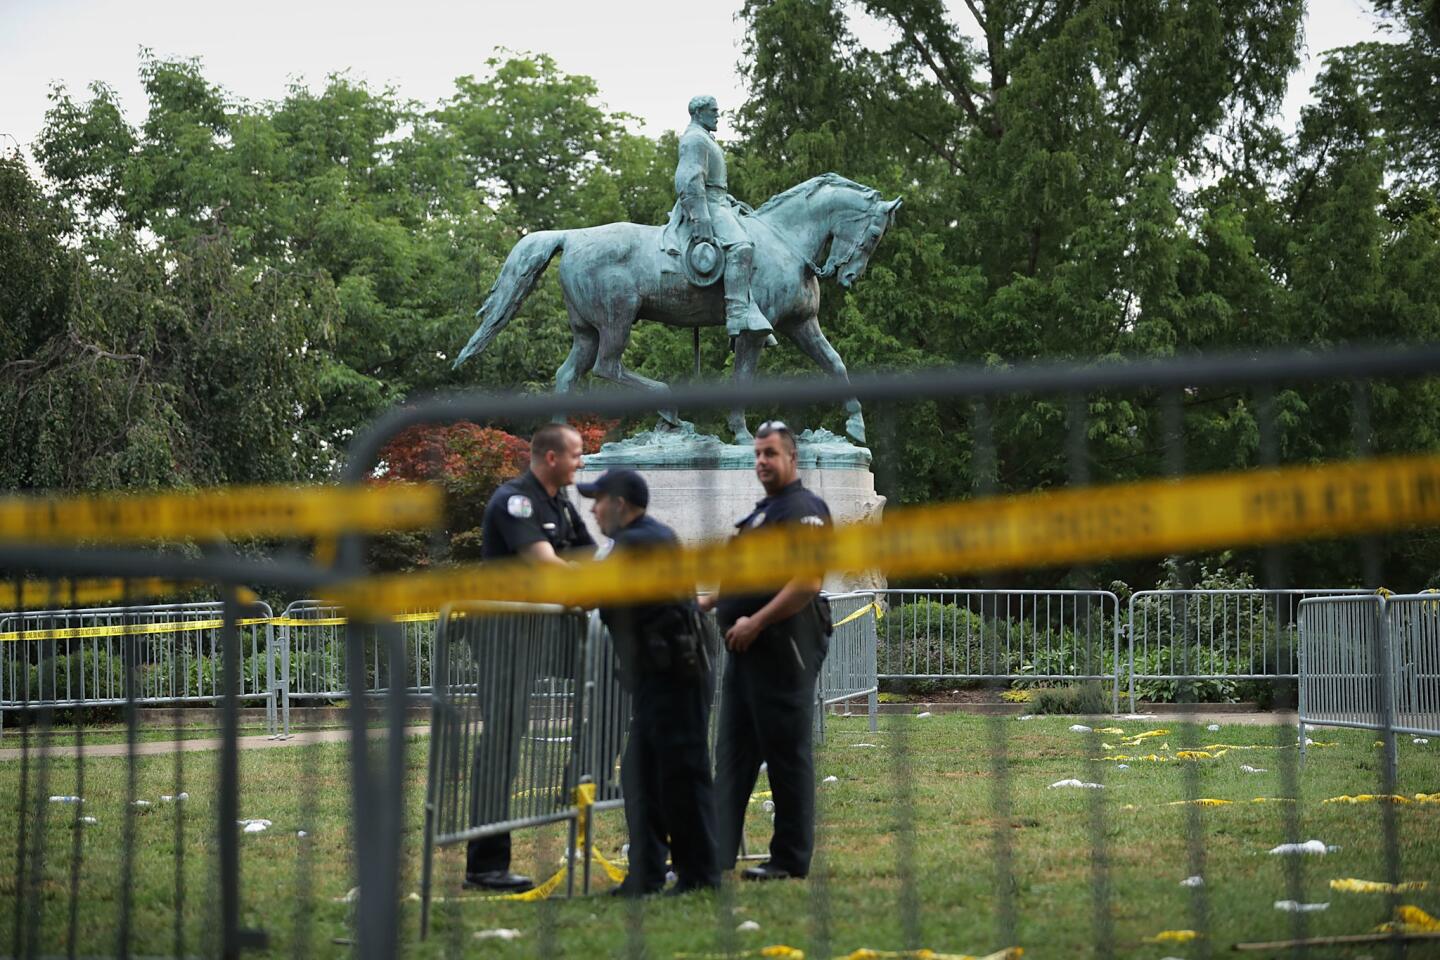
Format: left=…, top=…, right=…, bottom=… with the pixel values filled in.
left=673, top=95, right=773, bottom=337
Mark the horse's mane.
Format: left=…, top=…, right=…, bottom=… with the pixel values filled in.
left=751, top=172, right=881, bottom=217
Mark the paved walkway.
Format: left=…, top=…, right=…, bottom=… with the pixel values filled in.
left=0, top=725, right=432, bottom=762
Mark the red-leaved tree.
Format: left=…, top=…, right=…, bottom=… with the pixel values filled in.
left=370, top=418, right=615, bottom=567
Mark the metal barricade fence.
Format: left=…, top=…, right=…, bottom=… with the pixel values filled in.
left=0, top=600, right=279, bottom=737
left=419, top=601, right=590, bottom=934
left=273, top=601, right=440, bottom=736
left=817, top=591, right=880, bottom=740
left=1299, top=594, right=1440, bottom=762
left=874, top=589, right=1121, bottom=709
left=1127, top=588, right=1370, bottom=712
left=1386, top=594, right=1440, bottom=736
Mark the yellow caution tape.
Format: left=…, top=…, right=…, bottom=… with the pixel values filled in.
left=1323, top=794, right=1415, bottom=804
left=1375, top=905, right=1440, bottom=933
left=484, top=782, right=626, bottom=902
left=0, top=616, right=271, bottom=643
left=1092, top=727, right=1126, bottom=735
left=2, top=608, right=447, bottom=642
left=269, top=611, right=441, bottom=628
left=833, top=602, right=881, bottom=628
left=1142, top=930, right=1199, bottom=944
left=1118, top=729, right=1169, bottom=744
left=0, top=483, right=441, bottom=544
left=2, top=578, right=204, bottom=610
left=1166, top=798, right=1233, bottom=806
left=675, top=948, right=1020, bottom=960
left=1331, top=878, right=1432, bottom=894
left=324, top=453, right=1440, bottom=614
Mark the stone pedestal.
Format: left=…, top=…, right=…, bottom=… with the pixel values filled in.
left=568, top=427, right=885, bottom=594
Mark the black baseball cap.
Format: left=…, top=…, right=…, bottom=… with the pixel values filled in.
left=576, top=469, right=649, bottom=508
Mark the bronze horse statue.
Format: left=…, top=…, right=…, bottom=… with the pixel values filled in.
left=454, top=173, right=901, bottom=443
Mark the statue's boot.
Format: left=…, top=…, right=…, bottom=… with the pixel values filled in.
left=723, top=245, right=773, bottom=336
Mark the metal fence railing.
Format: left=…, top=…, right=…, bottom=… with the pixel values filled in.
left=1126, top=588, right=1370, bottom=711
left=1299, top=593, right=1440, bottom=771
left=817, top=591, right=879, bottom=739
left=272, top=601, right=439, bottom=736
left=419, top=601, right=590, bottom=933
left=0, top=600, right=279, bottom=737
left=9, top=345, right=1440, bottom=958
left=875, top=589, right=1121, bottom=708
left=1386, top=594, right=1440, bottom=736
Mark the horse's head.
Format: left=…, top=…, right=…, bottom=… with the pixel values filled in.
left=824, top=194, right=903, bottom=288
left=752, top=173, right=903, bottom=287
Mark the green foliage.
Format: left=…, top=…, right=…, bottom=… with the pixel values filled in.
left=1031, top=682, right=1109, bottom=715
left=7, top=18, right=1440, bottom=588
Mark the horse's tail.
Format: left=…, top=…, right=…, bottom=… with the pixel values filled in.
left=453, top=230, right=567, bottom=368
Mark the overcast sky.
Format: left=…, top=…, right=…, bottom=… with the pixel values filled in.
left=0, top=0, right=1391, bottom=160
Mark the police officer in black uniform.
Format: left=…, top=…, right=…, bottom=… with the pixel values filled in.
left=702, top=421, right=831, bottom=881
left=465, top=422, right=596, bottom=892
left=580, top=469, right=721, bottom=896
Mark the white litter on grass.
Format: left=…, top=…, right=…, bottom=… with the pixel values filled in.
left=737, top=920, right=761, bottom=933
left=297, top=831, right=308, bottom=839
left=1069, top=724, right=1093, bottom=733
left=131, top=800, right=151, bottom=808
left=822, top=776, right=839, bottom=784
left=1240, top=764, right=1267, bottom=774
left=1180, top=876, right=1204, bottom=888
left=915, top=711, right=933, bottom=718
left=336, top=887, right=360, bottom=903
left=1415, top=738, right=1430, bottom=745
left=1049, top=779, right=1104, bottom=789
left=1274, top=900, right=1329, bottom=913
left=238, top=819, right=272, bottom=834
left=475, top=928, right=523, bottom=941
left=1115, top=764, right=1130, bottom=770
left=758, top=762, right=767, bottom=775
left=160, top=792, right=189, bottom=803
left=852, top=743, right=878, bottom=748
left=1017, top=715, right=1036, bottom=721
left=80, top=816, right=98, bottom=825
left=621, top=843, right=630, bottom=859
left=762, top=800, right=775, bottom=813
left=1206, top=724, right=1221, bottom=732
left=1268, top=840, right=1332, bottom=856
left=49, top=796, right=83, bottom=804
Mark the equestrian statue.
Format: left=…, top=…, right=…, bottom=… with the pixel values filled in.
left=453, top=94, right=901, bottom=444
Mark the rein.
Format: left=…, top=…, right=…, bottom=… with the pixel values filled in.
left=741, top=196, right=883, bottom=280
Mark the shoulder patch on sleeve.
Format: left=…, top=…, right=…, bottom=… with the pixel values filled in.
left=800, top=515, right=826, bottom=527
left=506, top=495, right=534, bottom=519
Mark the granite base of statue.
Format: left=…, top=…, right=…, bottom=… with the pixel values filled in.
left=569, top=425, right=886, bottom=594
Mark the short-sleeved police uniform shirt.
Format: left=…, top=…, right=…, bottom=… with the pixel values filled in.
left=715, top=479, right=831, bottom=628
left=481, top=470, right=596, bottom=560
left=600, top=513, right=694, bottom=678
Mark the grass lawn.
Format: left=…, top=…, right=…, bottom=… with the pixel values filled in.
left=2, top=713, right=1438, bottom=958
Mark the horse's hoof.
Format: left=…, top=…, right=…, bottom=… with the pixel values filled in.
left=846, top=414, right=867, bottom=446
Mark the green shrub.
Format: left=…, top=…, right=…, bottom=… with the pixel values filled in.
left=880, top=600, right=995, bottom=675
left=1032, top=682, right=1109, bottom=715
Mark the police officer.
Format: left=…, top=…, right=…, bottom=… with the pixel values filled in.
left=580, top=469, right=720, bottom=896
left=465, top=422, right=596, bottom=893
left=701, top=421, right=831, bottom=881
